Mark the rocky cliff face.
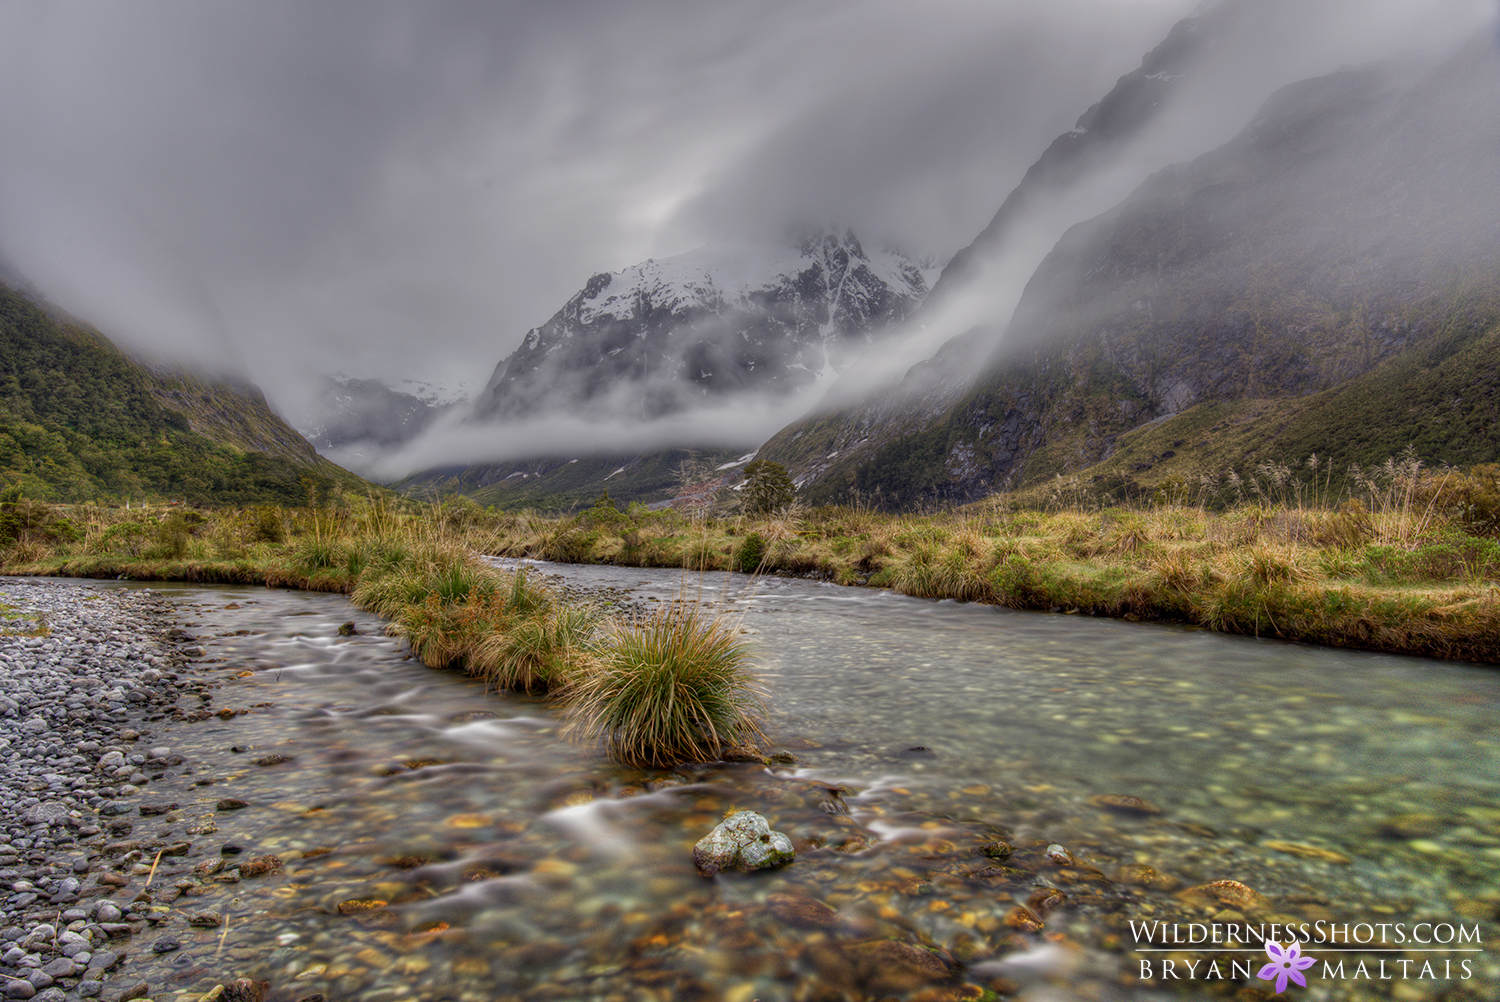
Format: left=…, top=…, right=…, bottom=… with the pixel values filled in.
left=764, top=35, right=1500, bottom=505
left=475, top=229, right=936, bottom=421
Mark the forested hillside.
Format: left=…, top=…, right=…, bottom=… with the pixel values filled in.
left=0, top=282, right=365, bottom=504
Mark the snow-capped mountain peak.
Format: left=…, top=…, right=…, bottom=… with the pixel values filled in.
left=475, top=227, right=938, bottom=421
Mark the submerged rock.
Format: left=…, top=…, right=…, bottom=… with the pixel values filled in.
left=691, top=811, right=795, bottom=876
left=844, top=940, right=954, bottom=992
left=1089, top=794, right=1162, bottom=816
left=1179, top=879, right=1262, bottom=911
left=1114, top=863, right=1180, bottom=891
left=767, top=892, right=839, bottom=928
left=720, top=745, right=768, bottom=765
left=1044, top=844, right=1075, bottom=866
left=1263, top=840, right=1352, bottom=865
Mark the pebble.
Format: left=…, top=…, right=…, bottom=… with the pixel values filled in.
left=0, top=582, right=219, bottom=998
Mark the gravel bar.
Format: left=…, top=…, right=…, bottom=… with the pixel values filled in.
left=0, top=579, right=218, bottom=1002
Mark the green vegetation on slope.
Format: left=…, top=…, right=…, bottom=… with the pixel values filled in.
left=0, top=283, right=362, bottom=505
left=396, top=448, right=738, bottom=512
left=1021, top=311, right=1500, bottom=508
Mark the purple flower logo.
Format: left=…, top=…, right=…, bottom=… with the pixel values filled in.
left=1258, top=939, right=1317, bottom=994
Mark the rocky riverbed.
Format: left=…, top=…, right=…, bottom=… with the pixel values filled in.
left=2, top=571, right=1497, bottom=1002
left=0, top=580, right=286, bottom=1002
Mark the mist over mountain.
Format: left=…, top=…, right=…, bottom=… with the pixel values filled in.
left=294, top=376, right=466, bottom=478
left=476, top=229, right=936, bottom=423
left=376, top=229, right=933, bottom=500
left=2, top=0, right=1496, bottom=510
left=377, top=0, right=1500, bottom=510
left=765, top=30, right=1500, bottom=506
left=0, top=280, right=361, bottom=504
left=0, top=0, right=1202, bottom=426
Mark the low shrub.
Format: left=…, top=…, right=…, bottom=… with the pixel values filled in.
left=249, top=506, right=286, bottom=544
left=735, top=532, right=766, bottom=574
left=1414, top=464, right=1500, bottom=537
left=543, top=524, right=600, bottom=563
left=1311, top=501, right=1373, bottom=549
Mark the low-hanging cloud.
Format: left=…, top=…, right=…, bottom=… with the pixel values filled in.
left=802, top=0, right=1498, bottom=413
left=359, top=382, right=813, bottom=483
left=0, top=0, right=1492, bottom=482
left=0, top=0, right=1193, bottom=407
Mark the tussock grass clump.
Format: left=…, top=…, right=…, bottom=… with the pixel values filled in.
left=1238, top=543, right=1314, bottom=586
left=563, top=603, right=768, bottom=768
left=1149, top=548, right=1208, bottom=596
left=890, top=544, right=940, bottom=598
left=472, top=604, right=597, bottom=694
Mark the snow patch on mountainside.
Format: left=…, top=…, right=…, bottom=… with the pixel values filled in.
left=474, top=228, right=940, bottom=423
left=575, top=240, right=932, bottom=328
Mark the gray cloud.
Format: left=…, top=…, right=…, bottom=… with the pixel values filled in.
left=0, top=0, right=1193, bottom=404
left=802, top=0, right=1499, bottom=407
left=0, top=0, right=1489, bottom=482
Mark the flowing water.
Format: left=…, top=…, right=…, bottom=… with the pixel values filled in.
left=67, top=566, right=1500, bottom=1001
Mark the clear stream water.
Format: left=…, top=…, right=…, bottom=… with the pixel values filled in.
left=56, top=565, right=1500, bottom=1001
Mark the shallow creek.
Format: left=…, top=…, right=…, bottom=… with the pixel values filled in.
left=70, top=565, right=1500, bottom=1001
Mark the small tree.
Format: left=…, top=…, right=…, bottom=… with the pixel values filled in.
left=742, top=460, right=796, bottom=516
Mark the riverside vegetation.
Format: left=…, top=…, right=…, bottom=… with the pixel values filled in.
left=416, top=449, right=1500, bottom=664
left=1, top=445, right=1496, bottom=778
left=0, top=489, right=769, bottom=768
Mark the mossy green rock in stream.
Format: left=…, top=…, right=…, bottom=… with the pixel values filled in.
left=692, top=810, right=795, bottom=876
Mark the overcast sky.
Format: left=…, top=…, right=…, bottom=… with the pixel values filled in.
left=0, top=0, right=1492, bottom=450
left=0, top=0, right=1200, bottom=404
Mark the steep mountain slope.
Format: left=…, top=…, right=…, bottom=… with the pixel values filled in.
left=920, top=0, right=1256, bottom=317
left=475, top=229, right=935, bottom=421
left=756, top=0, right=1284, bottom=497
left=0, top=281, right=366, bottom=504
left=147, top=368, right=336, bottom=469
left=764, top=36, right=1500, bottom=506
left=298, top=375, right=462, bottom=476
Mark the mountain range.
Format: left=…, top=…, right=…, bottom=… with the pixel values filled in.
left=760, top=31, right=1500, bottom=506
left=406, top=0, right=1500, bottom=512
left=8, top=0, right=1498, bottom=517
left=476, top=229, right=937, bottom=422
left=390, top=229, right=938, bottom=509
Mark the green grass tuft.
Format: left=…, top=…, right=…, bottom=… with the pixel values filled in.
left=562, top=603, right=768, bottom=767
